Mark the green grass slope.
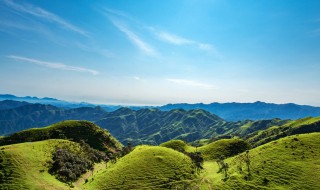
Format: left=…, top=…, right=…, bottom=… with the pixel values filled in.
left=0, top=120, right=122, bottom=152
left=83, top=145, right=196, bottom=190
left=198, top=139, right=250, bottom=160
left=199, top=133, right=320, bottom=189
left=0, top=139, right=76, bottom=190
left=160, top=139, right=189, bottom=152
left=160, top=138, right=250, bottom=161
left=247, top=116, right=320, bottom=147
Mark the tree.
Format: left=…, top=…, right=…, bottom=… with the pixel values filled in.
left=233, top=150, right=254, bottom=180
left=216, top=155, right=229, bottom=179
left=186, top=151, right=204, bottom=173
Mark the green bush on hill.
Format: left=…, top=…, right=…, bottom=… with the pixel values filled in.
left=49, top=140, right=109, bottom=183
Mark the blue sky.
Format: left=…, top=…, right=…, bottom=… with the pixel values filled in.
left=1, top=0, right=320, bottom=106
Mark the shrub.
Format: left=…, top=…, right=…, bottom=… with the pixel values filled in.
left=49, top=141, right=109, bottom=183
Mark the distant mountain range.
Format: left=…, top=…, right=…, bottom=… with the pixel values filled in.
left=1, top=94, right=320, bottom=121
left=0, top=94, right=121, bottom=111
left=159, top=101, right=320, bottom=121
left=1, top=99, right=320, bottom=147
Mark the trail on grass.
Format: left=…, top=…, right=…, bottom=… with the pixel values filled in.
left=74, top=162, right=106, bottom=188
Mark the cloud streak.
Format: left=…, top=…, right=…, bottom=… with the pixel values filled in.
left=8, top=55, right=98, bottom=75
left=166, top=78, right=217, bottom=90
left=151, top=28, right=219, bottom=55
left=155, top=31, right=194, bottom=45
left=104, top=8, right=218, bottom=56
left=109, top=18, right=157, bottom=56
left=3, top=0, right=88, bottom=36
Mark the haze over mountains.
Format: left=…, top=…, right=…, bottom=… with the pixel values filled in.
left=1, top=95, right=320, bottom=146
left=2, top=94, right=320, bottom=121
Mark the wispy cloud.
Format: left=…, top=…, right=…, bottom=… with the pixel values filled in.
left=109, top=18, right=157, bottom=56
left=8, top=55, right=98, bottom=75
left=103, top=8, right=128, bottom=18
left=3, top=0, right=88, bottom=36
left=166, top=78, right=217, bottom=90
left=155, top=31, right=194, bottom=45
left=150, top=28, right=219, bottom=55
left=133, top=76, right=141, bottom=80
left=103, top=7, right=219, bottom=56
left=75, top=43, right=115, bottom=58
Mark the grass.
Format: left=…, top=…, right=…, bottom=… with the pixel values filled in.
left=1, top=119, right=320, bottom=190
left=197, top=132, right=320, bottom=189
left=0, top=139, right=77, bottom=190
left=0, top=120, right=123, bottom=152
left=198, top=139, right=250, bottom=160
left=82, top=145, right=197, bottom=190
left=160, top=139, right=189, bottom=151
left=248, top=116, right=320, bottom=147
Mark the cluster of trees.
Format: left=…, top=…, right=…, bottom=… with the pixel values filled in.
left=48, top=141, right=109, bottom=183
left=49, top=141, right=134, bottom=184
left=49, top=148, right=93, bottom=183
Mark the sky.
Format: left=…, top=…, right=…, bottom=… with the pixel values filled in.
left=1, top=0, right=320, bottom=106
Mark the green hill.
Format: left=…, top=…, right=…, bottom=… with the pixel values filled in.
left=160, top=139, right=250, bottom=161
left=0, top=103, right=108, bottom=135
left=247, top=116, right=320, bottom=147
left=0, top=139, right=76, bottom=190
left=83, top=145, right=196, bottom=190
left=159, top=139, right=190, bottom=151
left=199, top=133, right=320, bottom=189
left=0, top=120, right=122, bottom=152
left=198, top=139, right=250, bottom=160
left=96, top=108, right=225, bottom=145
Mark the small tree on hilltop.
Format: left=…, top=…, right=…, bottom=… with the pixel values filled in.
left=216, top=155, right=229, bottom=179
left=234, top=150, right=255, bottom=180
left=186, top=151, right=204, bottom=174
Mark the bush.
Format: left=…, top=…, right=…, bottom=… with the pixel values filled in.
left=49, top=141, right=109, bottom=183
left=49, top=148, right=92, bottom=182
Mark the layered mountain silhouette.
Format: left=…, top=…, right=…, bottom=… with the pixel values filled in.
left=159, top=101, right=320, bottom=121
left=2, top=94, right=320, bottom=121
left=1, top=99, right=320, bottom=145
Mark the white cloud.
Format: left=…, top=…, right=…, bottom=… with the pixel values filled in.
left=103, top=8, right=128, bottom=18
left=75, top=43, right=115, bottom=58
left=151, top=28, right=219, bottom=55
left=198, top=43, right=213, bottom=51
left=3, top=0, right=88, bottom=36
left=133, top=76, right=141, bottom=80
left=166, top=78, right=217, bottom=90
left=8, top=55, right=98, bottom=75
left=109, top=18, right=157, bottom=56
left=155, top=31, right=194, bottom=45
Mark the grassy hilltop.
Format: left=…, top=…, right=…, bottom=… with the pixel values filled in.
left=0, top=139, right=77, bottom=190
left=83, top=145, right=196, bottom=190
left=198, top=133, right=320, bottom=190
left=1, top=119, right=320, bottom=189
left=0, top=120, right=122, bottom=152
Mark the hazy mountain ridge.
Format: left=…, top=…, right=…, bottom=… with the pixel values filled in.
left=0, top=102, right=108, bottom=135
left=160, top=101, right=320, bottom=121
left=0, top=100, right=230, bottom=144
left=0, top=94, right=121, bottom=111
left=1, top=99, right=320, bottom=146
